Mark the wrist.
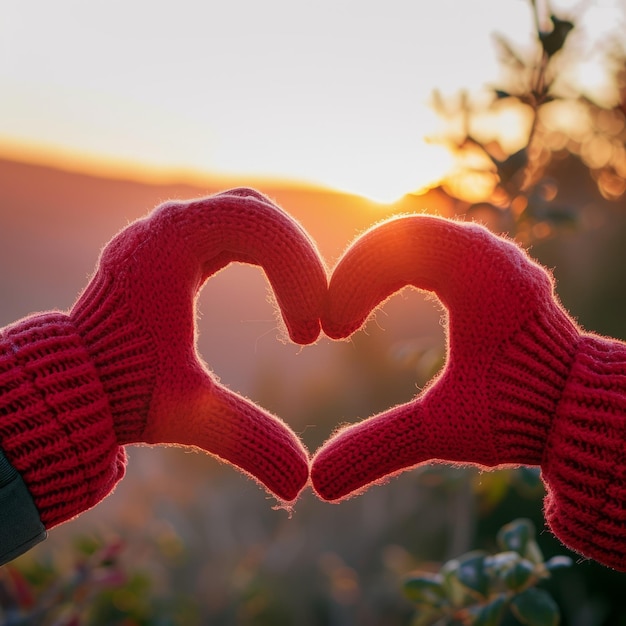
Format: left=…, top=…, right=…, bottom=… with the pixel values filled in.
left=0, top=312, right=125, bottom=528
left=542, top=333, right=626, bottom=570
left=489, top=304, right=580, bottom=466
left=71, top=271, right=157, bottom=444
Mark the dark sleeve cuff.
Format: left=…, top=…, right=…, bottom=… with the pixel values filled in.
left=0, top=449, right=47, bottom=566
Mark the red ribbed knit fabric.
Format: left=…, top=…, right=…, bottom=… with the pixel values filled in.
left=311, top=215, right=626, bottom=571
left=0, top=188, right=327, bottom=528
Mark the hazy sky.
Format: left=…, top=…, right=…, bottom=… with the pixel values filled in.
left=0, top=0, right=623, bottom=201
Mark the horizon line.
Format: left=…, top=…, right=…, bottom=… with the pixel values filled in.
left=0, top=135, right=436, bottom=206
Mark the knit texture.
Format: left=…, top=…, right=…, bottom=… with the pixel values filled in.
left=0, top=313, right=125, bottom=527
left=0, top=189, right=327, bottom=528
left=312, top=214, right=626, bottom=571
left=543, top=334, right=626, bottom=570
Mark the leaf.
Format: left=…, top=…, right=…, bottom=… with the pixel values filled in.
left=484, top=551, right=522, bottom=579
left=497, top=519, right=535, bottom=556
left=539, top=15, right=574, bottom=58
left=525, top=541, right=545, bottom=567
left=492, top=148, right=528, bottom=184
left=466, top=594, right=509, bottom=626
left=494, top=89, right=512, bottom=100
left=441, top=559, right=473, bottom=608
left=404, top=573, right=447, bottom=607
left=544, top=556, right=573, bottom=572
left=496, top=519, right=545, bottom=564
left=492, top=33, right=527, bottom=69
left=503, top=559, right=535, bottom=591
left=456, top=551, right=490, bottom=598
left=510, top=588, right=561, bottom=626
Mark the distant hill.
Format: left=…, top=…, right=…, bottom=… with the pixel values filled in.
left=0, top=155, right=452, bottom=270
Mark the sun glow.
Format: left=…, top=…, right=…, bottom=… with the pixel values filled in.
left=330, top=142, right=455, bottom=204
left=1, top=0, right=604, bottom=202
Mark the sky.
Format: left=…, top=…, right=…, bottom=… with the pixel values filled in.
left=0, top=0, right=623, bottom=202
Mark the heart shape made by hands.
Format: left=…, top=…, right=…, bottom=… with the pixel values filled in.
left=138, top=201, right=574, bottom=511
left=4, top=189, right=625, bottom=572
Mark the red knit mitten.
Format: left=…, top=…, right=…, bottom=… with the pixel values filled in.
left=0, top=188, right=327, bottom=530
left=312, top=215, right=626, bottom=571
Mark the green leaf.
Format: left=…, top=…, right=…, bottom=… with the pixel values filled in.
left=544, top=556, right=573, bottom=572
left=456, top=551, right=489, bottom=598
left=503, top=559, right=535, bottom=591
left=510, top=588, right=560, bottom=626
left=466, top=594, right=509, bottom=626
left=497, top=519, right=543, bottom=563
left=484, top=551, right=524, bottom=590
left=404, top=573, right=447, bottom=607
left=496, top=518, right=535, bottom=556
left=441, top=559, right=473, bottom=608
left=485, top=551, right=522, bottom=575
left=525, top=539, right=545, bottom=566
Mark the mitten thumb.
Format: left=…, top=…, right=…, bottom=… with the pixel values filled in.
left=144, top=363, right=309, bottom=503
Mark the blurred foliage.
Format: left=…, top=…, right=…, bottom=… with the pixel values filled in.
left=403, top=518, right=572, bottom=626
left=0, top=467, right=555, bottom=626
left=0, top=535, right=199, bottom=625
left=432, top=0, right=626, bottom=242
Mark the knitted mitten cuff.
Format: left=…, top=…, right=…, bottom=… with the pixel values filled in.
left=488, top=305, right=580, bottom=467
left=70, top=271, right=156, bottom=444
left=542, top=333, right=626, bottom=570
left=0, top=313, right=125, bottom=528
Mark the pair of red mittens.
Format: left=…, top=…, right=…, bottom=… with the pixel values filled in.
left=2, top=193, right=625, bottom=572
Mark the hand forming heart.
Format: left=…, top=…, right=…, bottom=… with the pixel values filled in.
left=0, top=188, right=326, bottom=529
left=312, top=214, right=580, bottom=498
left=313, top=214, right=626, bottom=572
left=2, top=192, right=626, bottom=571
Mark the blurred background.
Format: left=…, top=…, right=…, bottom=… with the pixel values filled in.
left=1, top=1, right=626, bottom=624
